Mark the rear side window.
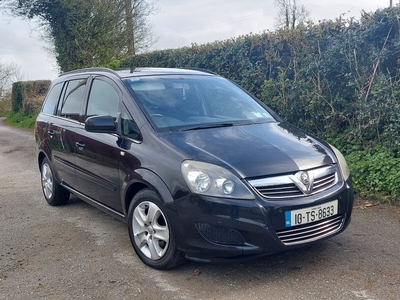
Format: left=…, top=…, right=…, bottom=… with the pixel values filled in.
left=59, top=79, right=87, bottom=121
left=42, top=83, right=63, bottom=115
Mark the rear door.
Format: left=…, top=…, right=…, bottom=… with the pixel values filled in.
left=46, top=77, right=88, bottom=189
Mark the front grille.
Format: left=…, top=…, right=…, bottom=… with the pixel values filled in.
left=256, top=183, right=302, bottom=197
left=248, top=165, right=338, bottom=199
left=276, top=215, right=344, bottom=245
left=195, top=222, right=246, bottom=246
left=313, top=173, right=336, bottom=192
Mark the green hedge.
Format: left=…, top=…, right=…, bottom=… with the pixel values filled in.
left=110, top=7, right=400, bottom=154
left=11, top=82, right=24, bottom=113
left=345, top=145, right=400, bottom=200
left=11, top=80, right=51, bottom=115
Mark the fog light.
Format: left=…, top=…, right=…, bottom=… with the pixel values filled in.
left=195, top=222, right=246, bottom=245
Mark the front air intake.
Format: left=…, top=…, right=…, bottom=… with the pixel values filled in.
left=195, top=222, right=246, bottom=246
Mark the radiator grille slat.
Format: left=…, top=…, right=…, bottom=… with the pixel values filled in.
left=276, top=215, right=344, bottom=245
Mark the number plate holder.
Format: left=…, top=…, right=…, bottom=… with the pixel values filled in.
left=285, top=200, right=338, bottom=228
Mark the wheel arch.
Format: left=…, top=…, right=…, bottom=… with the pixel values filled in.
left=37, top=151, right=48, bottom=171
left=123, top=168, right=174, bottom=217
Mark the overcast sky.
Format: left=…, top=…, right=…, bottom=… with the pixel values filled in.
left=0, top=0, right=391, bottom=81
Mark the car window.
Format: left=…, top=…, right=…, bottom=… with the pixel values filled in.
left=42, top=82, right=63, bottom=115
left=59, top=79, right=87, bottom=121
left=202, top=80, right=262, bottom=119
left=121, top=104, right=141, bottom=140
left=86, top=78, right=119, bottom=120
left=124, top=75, right=275, bottom=132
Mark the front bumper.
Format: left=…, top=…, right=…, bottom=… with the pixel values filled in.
left=168, top=178, right=354, bottom=263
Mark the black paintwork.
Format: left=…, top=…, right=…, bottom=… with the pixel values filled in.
left=35, top=67, right=354, bottom=263
left=159, top=121, right=335, bottom=178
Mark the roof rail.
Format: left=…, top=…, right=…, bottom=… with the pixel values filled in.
left=59, top=67, right=122, bottom=77
left=185, top=67, right=218, bottom=75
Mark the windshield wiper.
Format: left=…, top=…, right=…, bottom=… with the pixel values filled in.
left=179, top=122, right=235, bottom=131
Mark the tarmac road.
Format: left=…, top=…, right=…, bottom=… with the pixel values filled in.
left=0, top=117, right=399, bottom=300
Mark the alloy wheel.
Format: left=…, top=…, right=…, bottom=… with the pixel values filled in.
left=132, top=201, right=170, bottom=260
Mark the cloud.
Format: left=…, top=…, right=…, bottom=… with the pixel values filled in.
left=151, top=0, right=276, bottom=49
left=0, top=16, right=58, bottom=80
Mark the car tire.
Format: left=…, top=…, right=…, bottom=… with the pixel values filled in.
left=128, top=189, right=185, bottom=270
left=40, top=157, right=70, bottom=206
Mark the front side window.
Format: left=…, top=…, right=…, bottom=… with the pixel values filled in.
left=86, top=79, right=119, bottom=120
left=121, top=104, right=141, bottom=140
left=124, top=75, right=275, bottom=132
left=59, top=79, right=87, bottom=121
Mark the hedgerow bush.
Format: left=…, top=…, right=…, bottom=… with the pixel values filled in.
left=345, top=145, right=400, bottom=200
left=11, top=80, right=51, bottom=115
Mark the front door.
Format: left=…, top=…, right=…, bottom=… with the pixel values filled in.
left=74, top=77, right=122, bottom=212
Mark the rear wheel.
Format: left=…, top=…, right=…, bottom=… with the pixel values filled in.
left=40, top=158, right=70, bottom=206
left=128, top=189, right=185, bottom=270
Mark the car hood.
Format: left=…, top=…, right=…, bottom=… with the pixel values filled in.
left=161, top=122, right=335, bottom=178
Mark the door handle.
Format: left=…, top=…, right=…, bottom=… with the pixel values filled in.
left=48, top=130, right=55, bottom=137
left=75, top=141, right=86, bottom=149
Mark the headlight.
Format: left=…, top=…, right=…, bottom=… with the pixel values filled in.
left=181, top=160, right=254, bottom=199
left=329, top=144, right=350, bottom=181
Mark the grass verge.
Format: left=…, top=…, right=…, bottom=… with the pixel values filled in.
left=6, top=111, right=37, bottom=129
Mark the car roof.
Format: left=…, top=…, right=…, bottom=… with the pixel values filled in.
left=59, top=67, right=216, bottom=79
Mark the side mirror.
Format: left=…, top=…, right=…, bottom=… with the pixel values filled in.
left=85, top=115, right=116, bottom=133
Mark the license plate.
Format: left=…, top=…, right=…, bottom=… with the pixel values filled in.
left=285, top=200, right=338, bottom=228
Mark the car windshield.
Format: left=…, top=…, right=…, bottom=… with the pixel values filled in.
left=123, top=75, right=276, bottom=132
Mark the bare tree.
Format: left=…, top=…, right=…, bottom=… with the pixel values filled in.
left=115, top=0, right=157, bottom=56
left=121, top=0, right=157, bottom=55
left=275, top=0, right=310, bottom=29
left=124, top=0, right=136, bottom=55
left=0, top=59, right=22, bottom=101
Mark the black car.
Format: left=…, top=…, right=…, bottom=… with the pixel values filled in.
left=34, top=67, right=353, bottom=269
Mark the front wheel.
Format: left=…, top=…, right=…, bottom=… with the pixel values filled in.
left=40, top=157, right=70, bottom=206
left=128, top=189, right=185, bottom=270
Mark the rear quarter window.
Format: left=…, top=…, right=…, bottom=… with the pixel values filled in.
left=41, top=83, right=63, bottom=115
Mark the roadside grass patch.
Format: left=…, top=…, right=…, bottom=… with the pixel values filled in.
left=6, top=111, right=37, bottom=129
